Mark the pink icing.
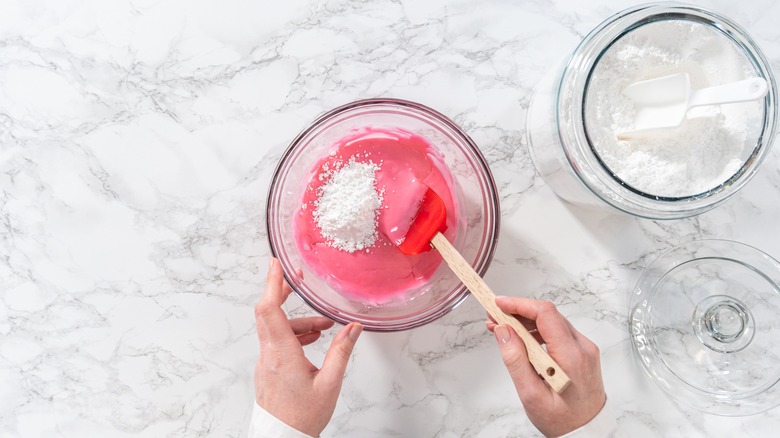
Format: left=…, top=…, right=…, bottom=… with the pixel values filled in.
left=293, top=127, right=459, bottom=304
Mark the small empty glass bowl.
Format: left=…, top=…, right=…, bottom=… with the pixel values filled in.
left=266, top=98, right=500, bottom=331
left=630, top=240, right=780, bottom=415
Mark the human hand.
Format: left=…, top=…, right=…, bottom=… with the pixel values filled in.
left=487, top=297, right=606, bottom=437
left=254, top=258, right=363, bottom=437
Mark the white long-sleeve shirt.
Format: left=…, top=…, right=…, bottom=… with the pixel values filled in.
left=248, top=403, right=315, bottom=438
left=248, top=398, right=614, bottom=437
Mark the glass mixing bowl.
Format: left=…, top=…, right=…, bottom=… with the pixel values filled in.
left=266, top=98, right=500, bottom=331
left=630, top=240, right=780, bottom=415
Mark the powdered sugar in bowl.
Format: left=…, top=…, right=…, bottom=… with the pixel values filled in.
left=527, top=4, right=777, bottom=219
left=266, top=99, right=500, bottom=331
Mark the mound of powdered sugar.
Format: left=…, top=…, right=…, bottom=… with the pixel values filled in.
left=313, top=158, right=384, bottom=252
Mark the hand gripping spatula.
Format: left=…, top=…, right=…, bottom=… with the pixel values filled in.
left=395, top=187, right=571, bottom=394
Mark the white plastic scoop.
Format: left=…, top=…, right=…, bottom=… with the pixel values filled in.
left=616, top=73, right=768, bottom=140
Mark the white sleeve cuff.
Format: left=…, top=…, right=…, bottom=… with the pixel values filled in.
left=248, top=402, right=316, bottom=438
left=559, top=396, right=615, bottom=438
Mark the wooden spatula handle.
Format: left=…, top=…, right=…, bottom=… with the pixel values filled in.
left=431, top=232, right=572, bottom=394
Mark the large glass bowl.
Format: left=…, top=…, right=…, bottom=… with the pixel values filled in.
left=527, top=3, right=777, bottom=219
left=630, top=240, right=780, bottom=415
left=266, top=98, right=500, bottom=331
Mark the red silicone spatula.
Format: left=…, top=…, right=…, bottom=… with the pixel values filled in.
left=397, top=188, right=571, bottom=394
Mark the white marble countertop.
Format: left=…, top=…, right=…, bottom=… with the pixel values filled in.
left=2, top=0, right=780, bottom=436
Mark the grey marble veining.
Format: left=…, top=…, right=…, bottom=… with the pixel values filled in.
left=2, top=0, right=780, bottom=436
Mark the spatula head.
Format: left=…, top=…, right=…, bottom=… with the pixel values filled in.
left=397, top=188, right=447, bottom=255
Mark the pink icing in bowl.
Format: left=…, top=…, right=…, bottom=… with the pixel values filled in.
left=293, top=127, right=459, bottom=304
left=266, top=99, right=500, bottom=331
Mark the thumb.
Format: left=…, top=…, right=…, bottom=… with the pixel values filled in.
left=319, top=322, right=363, bottom=386
left=494, top=325, right=548, bottom=401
